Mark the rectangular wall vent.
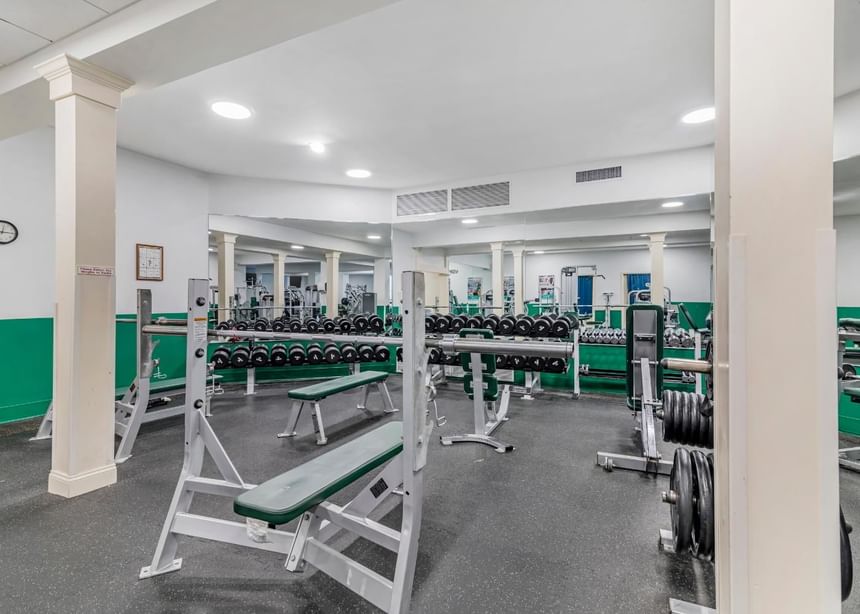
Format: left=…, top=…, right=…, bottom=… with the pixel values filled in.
left=396, top=189, right=449, bottom=216
left=451, top=181, right=510, bottom=210
left=575, top=166, right=622, bottom=183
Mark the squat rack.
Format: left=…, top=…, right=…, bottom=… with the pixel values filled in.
left=139, top=274, right=574, bottom=614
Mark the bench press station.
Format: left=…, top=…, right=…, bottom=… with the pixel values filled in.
left=138, top=274, right=574, bottom=613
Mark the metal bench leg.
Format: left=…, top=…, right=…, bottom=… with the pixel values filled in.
left=311, top=402, right=327, bottom=445
left=278, top=401, right=304, bottom=438
left=356, top=385, right=372, bottom=413
left=30, top=402, right=54, bottom=441
left=285, top=511, right=322, bottom=572
left=379, top=382, right=399, bottom=414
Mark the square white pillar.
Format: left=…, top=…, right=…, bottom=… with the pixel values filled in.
left=325, top=251, right=341, bottom=316
left=510, top=246, right=525, bottom=315
left=648, top=233, right=666, bottom=306
left=373, top=258, right=390, bottom=307
left=215, top=233, right=236, bottom=322
left=36, top=54, right=132, bottom=498
left=490, top=242, right=504, bottom=313
left=272, top=251, right=285, bottom=317
left=714, top=0, right=838, bottom=610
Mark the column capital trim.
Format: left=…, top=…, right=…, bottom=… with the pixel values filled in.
left=35, top=54, right=132, bottom=107
left=489, top=242, right=504, bottom=251
left=214, top=232, right=237, bottom=245
left=325, top=251, right=342, bottom=259
left=648, top=232, right=667, bottom=243
left=509, top=246, right=525, bottom=256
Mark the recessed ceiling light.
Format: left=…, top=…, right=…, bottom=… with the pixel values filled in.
left=533, top=250, right=545, bottom=255
left=681, top=106, right=715, bottom=124
left=661, top=201, right=684, bottom=208
left=461, top=218, right=479, bottom=225
left=367, top=234, right=382, bottom=240
left=346, top=169, right=371, bottom=178
left=211, top=101, right=251, bottom=119
left=291, top=245, right=304, bottom=250
left=309, top=142, right=326, bottom=154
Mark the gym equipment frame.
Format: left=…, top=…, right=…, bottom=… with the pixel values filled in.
left=139, top=275, right=573, bottom=613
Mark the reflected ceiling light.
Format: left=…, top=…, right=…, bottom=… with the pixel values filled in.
left=211, top=101, right=251, bottom=119
left=208, top=231, right=212, bottom=235
left=208, top=247, right=215, bottom=252
left=367, top=234, right=382, bottom=240
left=640, top=234, right=649, bottom=238
left=532, top=250, right=545, bottom=254
left=346, top=169, right=372, bottom=178
left=661, top=201, right=684, bottom=208
left=681, top=106, right=715, bottom=124
left=291, top=245, right=304, bottom=250
left=309, top=142, right=326, bottom=154
left=461, top=218, right=479, bottom=225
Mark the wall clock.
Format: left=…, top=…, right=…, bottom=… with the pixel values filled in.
left=0, top=220, right=18, bottom=244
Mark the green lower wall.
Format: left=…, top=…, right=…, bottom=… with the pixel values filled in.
left=4, top=305, right=860, bottom=436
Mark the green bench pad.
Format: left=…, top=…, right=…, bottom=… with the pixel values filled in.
left=841, top=318, right=860, bottom=330
left=233, top=422, right=403, bottom=525
left=287, top=371, right=389, bottom=401
left=846, top=386, right=860, bottom=401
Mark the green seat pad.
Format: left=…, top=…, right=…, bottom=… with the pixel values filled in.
left=846, top=386, right=860, bottom=401
left=113, top=377, right=191, bottom=399
left=234, top=421, right=403, bottom=525
left=841, top=318, right=860, bottom=330
left=288, top=371, right=388, bottom=401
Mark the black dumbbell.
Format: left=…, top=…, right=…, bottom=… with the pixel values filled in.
left=545, top=357, right=566, bottom=373
left=253, top=318, right=269, bottom=331
left=216, top=322, right=230, bottom=331
left=498, top=315, right=516, bottom=335
left=374, top=345, right=390, bottom=362
left=508, top=355, right=526, bottom=370
left=306, top=343, right=324, bottom=364
left=449, top=315, right=466, bottom=333
left=425, top=313, right=439, bottom=333
left=353, top=314, right=370, bottom=332
left=483, top=314, right=500, bottom=333
left=270, top=344, right=288, bottom=367
left=466, top=315, right=484, bottom=329
left=235, top=321, right=249, bottom=331
left=288, top=319, right=302, bottom=332
left=272, top=320, right=286, bottom=332
left=250, top=345, right=269, bottom=367
left=495, top=354, right=509, bottom=369
left=323, top=343, right=341, bottom=363
left=527, top=355, right=546, bottom=371
left=436, top=314, right=451, bottom=333
left=321, top=318, right=337, bottom=333
left=225, top=319, right=236, bottom=328
left=358, top=345, right=375, bottom=362
left=337, top=317, right=352, bottom=334
left=446, top=352, right=460, bottom=365
left=532, top=316, right=552, bottom=337
left=289, top=344, right=307, bottom=366
left=368, top=315, right=384, bottom=333
left=230, top=346, right=251, bottom=368
left=212, top=347, right=231, bottom=369
left=550, top=316, right=572, bottom=338
left=304, top=318, right=320, bottom=333
left=396, top=347, right=403, bottom=361
left=428, top=347, right=441, bottom=364
left=514, top=316, right=534, bottom=336
left=340, top=343, right=358, bottom=363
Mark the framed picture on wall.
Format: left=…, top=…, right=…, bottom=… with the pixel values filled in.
left=136, top=243, right=164, bottom=281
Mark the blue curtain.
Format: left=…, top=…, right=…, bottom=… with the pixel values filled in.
left=577, top=275, right=593, bottom=315
left=627, top=273, right=651, bottom=303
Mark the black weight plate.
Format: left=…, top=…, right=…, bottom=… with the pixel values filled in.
left=661, top=390, right=674, bottom=442
left=841, top=506, right=853, bottom=601
left=686, top=394, right=699, bottom=447
left=706, top=411, right=714, bottom=448
left=677, top=391, right=689, bottom=444
left=690, top=450, right=714, bottom=560
left=696, top=394, right=710, bottom=448
left=670, top=448, right=694, bottom=553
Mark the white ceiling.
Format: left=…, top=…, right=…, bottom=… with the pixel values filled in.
left=262, top=218, right=392, bottom=246
left=115, top=0, right=860, bottom=190
left=0, top=0, right=137, bottom=66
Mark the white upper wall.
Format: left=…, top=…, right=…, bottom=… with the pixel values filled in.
left=837, top=215, right=860, bottom=305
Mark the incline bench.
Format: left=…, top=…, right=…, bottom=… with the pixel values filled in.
left=279, top=370, right=398, bottom=445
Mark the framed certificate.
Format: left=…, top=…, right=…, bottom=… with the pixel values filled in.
left=136, top=243, right=164, bottom=281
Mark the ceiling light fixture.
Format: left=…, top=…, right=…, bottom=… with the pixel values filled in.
left=661, top=201, right=684, bottom=208
left=461, top=218, right=479, bottom=225
left=346, top=169, right=371, bottom=178
left=681, top=106, right=715, bottom=124
left=211, top=101, right=251, bottom=119
left=291, top=245, right=304, bottom=250
left=367, top=234, right=382, bottom=240
left=309, top=142, right=326, bottom=154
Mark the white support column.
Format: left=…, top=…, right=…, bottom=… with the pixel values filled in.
left=648, top=233, right=666, bottom=306
left=490, top=242, right=504, bottom=313
left=715, top=1, right=838, bottom=612
left=215, top=233, right=236, bottom=323
left=373, top=258, right=389, bottom=306
left=510, top=246, right=525, bottom=315
left=36, top=54, right=132, bottom=498
left=272, top=252, right=285, bottom=318
left=325, top=251, right=341, bottom=316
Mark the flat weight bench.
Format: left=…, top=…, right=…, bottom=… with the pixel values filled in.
left=279, top=371, right=398, bottom=445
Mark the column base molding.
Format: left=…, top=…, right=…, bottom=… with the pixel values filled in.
left=48, top=463, right=117, bottom=498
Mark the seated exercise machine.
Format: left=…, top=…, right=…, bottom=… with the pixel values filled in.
left=596, top=303, right=672, bottom=475
left=30, top=291, right=220, bottom=463
left=139, top=274, right=574, bottom=613
left=278, top=370, right=398, bottom=445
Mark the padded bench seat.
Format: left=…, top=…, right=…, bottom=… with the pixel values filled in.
left=235, top=421, right=403, bottom=525
left=288, top=371, right=389, bottom=400
left=841, top=318, right=860, bottom=330
left=846, top=387, right=860, bottom=402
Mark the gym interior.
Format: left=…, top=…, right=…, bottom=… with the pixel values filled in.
left=0, top=1, right=858, bottom=613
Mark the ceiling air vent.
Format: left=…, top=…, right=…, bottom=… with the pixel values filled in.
left=396, top=189, right=449, bottom=216
left=575, top=166, right=622, bottom=183
left=451, top=181, right=510, bottom=210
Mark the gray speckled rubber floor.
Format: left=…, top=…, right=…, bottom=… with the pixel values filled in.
left=1, top=380, right=858, bottom=614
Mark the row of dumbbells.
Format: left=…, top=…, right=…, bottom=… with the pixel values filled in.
left=580, top=327, right=627, bottom=345
left=211, top=342, right=391, bottom=369
left=393, top=347, right=568, bottom=373
left=410, top=312, right=579, bottom=338
left=665, top=327, right=695, bottom=348
left=215, top=313, right=385, bottom=334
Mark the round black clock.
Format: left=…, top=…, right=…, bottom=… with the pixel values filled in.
left=0, top=220, right=18, bottom=245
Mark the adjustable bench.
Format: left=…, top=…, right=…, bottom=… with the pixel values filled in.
left=279, top=370, right=397, bottom=445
